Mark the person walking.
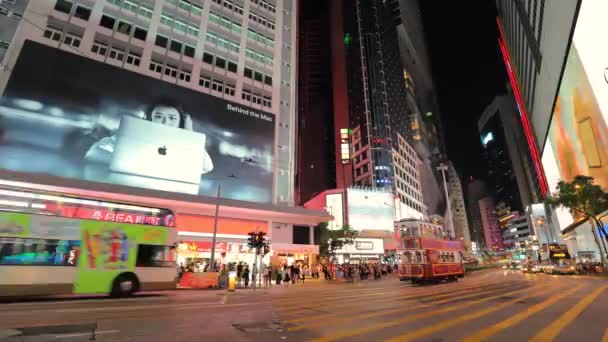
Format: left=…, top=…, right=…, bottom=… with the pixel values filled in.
left=265, top=266, right=272, bottom=287
left=242, top=265, right=250, bottom=287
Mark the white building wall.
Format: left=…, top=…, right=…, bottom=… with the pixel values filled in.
left=0, top=0, right=296, bottom=206
left=392, top=132, right=425, bottom=221
left=447, top=161, right=471, bottom=249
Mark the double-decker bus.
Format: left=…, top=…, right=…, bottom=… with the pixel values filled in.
left=0, top=187, right=177, bottom=297
left=398, top=235, right=465, bottom=284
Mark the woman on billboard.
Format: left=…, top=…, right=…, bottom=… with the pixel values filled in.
left=83, top=99, right=213, bottom=191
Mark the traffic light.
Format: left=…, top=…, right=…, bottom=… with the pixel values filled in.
left=256, top=231, right=266, bottom=248
left=247, top=232, right=256, bottom=248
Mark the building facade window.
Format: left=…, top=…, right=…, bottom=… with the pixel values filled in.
left=247, top=29, right=274, bottom=47
left=43, top=25, right=63, bottom=41
left=74, top=5, right=91, bottom=21
left=206, top=30, right=240, bottom=53
left=108, top=0, right=153, bottom=18
left=126, top=51, right=141, bottom=66
left=108, top=46, right=125, bottom=62
left=149, top=59, right=163, bottom=73
left=245, top=47, right=273, bottom=65
left=250, top=0, right=276, bottom=13
left=248, top=11, right=275, bottom=30
left=63, top=32, right=82, bottom=48
left=91, top=40, right=108, bottom=56
left=54, top=0, right=72, bottom=14
left=199, top=75, right=211, bottom=88
left=208, top=11, right=242, bottom=34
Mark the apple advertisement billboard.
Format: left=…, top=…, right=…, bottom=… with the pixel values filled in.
left=0, top=40, right=275, bottom=203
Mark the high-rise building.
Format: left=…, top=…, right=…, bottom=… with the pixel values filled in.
left=447, top=161, right=471, bottom=249
left=495, top=0, right=580, bottom=200
left=465, top=179, right=489, bottom=249
left=0, top=0, right=297, bottom=205
left=0, top=0, right=329, bottom=269
left=502, top=215, right=532, bottom=249
left=393, top=132, right=426, bottom=220
left=479, top=196, right=503, bottom=251
left=0, top=0, right=30, bottom=62
left=478, top=93, right=527, bottom=213
left=344, top=0, right=410, bottom=189
left=295, top=0, right=335, bottom=205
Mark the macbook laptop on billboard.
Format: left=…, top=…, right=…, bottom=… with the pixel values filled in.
left=109, top=116, right=206, bottom=195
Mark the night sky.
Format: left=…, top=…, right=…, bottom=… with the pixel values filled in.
left=420, top=1, right=508, bottom=180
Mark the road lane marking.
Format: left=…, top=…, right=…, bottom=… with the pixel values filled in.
left=459, top=285, right=584, bottom=342
left=54, top=330, right=120, bottom=338
left=529, top=284, right=608, bottom=342
left=279, top=281, right=524, bottom=315
left=287, top=283, right=524, bottom=329
left=274, top=278, right=518, bottom=306
left=305, top=284, right=544, bottom=342
left=383, top=285, right=574, bottom=342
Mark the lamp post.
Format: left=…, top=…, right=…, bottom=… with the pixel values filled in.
left=437, top=163, right=454, bottom=240
left=208, top=174, right=238, bottom=271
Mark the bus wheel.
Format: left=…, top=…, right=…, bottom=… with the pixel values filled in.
left=111, top=273, right=139, bottom=297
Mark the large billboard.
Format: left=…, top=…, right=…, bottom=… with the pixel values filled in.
left=542, top=0, right=608, bottom=229
left=346, top=189, right=394, bottom=232
left=0, top=40, right=275, bottom=203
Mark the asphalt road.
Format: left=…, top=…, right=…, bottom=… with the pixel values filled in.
left=1, top=269, right=608, bottom=341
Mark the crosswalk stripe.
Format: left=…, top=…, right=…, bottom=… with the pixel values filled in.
left=305, top=284, right=544, bottom=342
left=529, top=284, right=608, bottom=342
left=459, top=285, right=584, bottom=342
left=288, top=283, right=525, bottom=331
left=383, top=284, right=575, bottom=342
left=279, top=281, right=525, bottom=314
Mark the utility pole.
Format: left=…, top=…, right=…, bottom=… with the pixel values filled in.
left=209, top=184, right=221, bottom=271
left=437, top=163, right=454, bottom=240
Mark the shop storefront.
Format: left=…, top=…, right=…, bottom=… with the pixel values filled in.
left=270, top=243, right=319, bottom=268
left=176, top=240, right=270, bottom=272
left=333, top=238, right=385, bottom=264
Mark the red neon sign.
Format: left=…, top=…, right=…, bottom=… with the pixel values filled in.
left=496, top=17, right=549, bottom=196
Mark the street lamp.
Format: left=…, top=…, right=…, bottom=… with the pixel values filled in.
left=208, top=173, right=239, bottom=271
left=437, top=163, right=454, bottom=240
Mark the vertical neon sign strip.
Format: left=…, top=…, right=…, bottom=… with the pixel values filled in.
left=496, top=17, right=549, bottom=196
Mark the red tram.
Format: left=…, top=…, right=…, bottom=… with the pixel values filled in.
left=398, top=237, right=465, bottom=284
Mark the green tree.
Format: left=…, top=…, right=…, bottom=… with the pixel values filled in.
left=317, top=222, right=358, bottom=259
left=545, top=175, right=608, bottom=265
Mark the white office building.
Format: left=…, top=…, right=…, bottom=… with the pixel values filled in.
left=447, top=161, right=471, bottom=249
left=0, top=0, right=297, bottom=205
left=392, top=132, right=426, bottom=221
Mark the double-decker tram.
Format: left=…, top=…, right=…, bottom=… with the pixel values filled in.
left=0, top=186, right=177, bottom=297
left=398, top=228, right=465, bottom=284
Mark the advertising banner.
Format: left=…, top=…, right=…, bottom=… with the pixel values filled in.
left=541, top=0, right=608, bottom=230
left=346, top=189, right=394, bottom=232
left=0, top=40, right=275, bottom=203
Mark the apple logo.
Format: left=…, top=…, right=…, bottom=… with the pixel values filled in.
left=157, top=146, right=167, bottom=156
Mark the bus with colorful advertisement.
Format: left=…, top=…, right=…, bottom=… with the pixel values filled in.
left=0, top=187, right=177, bottom=297
left=398, top=236, right=465, bottom=284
